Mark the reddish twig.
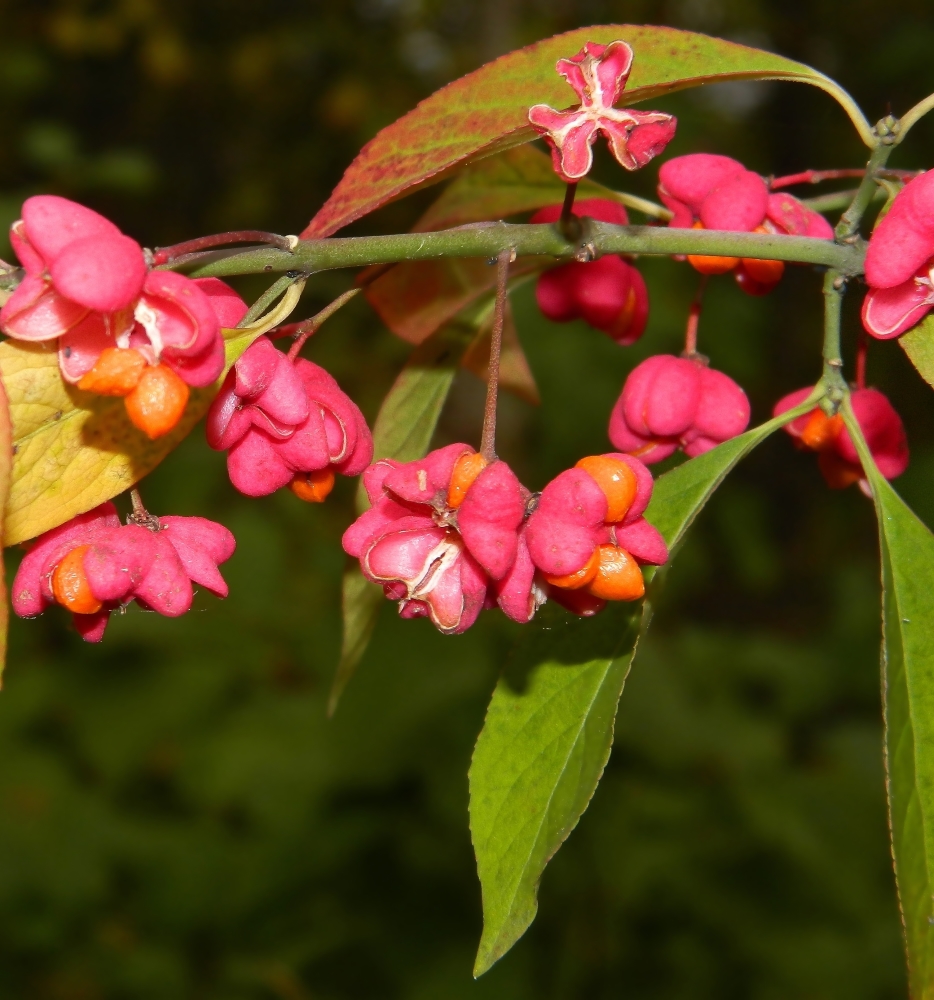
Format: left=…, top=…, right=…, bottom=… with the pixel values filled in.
left=480, top=249, right=514, bottom=462
left=682, top=275, right=708, bottom=358
left=770, top=167, right=920, bottom=190
left=286, top=288, right=361, bottom=361
left=855, top=326, right=868, bottom=390
left=152, top=231, right=296, bottom=265
left=559, top=182, right=580, bottom=241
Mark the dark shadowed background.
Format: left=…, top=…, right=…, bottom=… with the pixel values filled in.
left=2, top=1, right=934, bottom=997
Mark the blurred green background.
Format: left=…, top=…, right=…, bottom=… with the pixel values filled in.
left=2, top=0, right=934, bottom=996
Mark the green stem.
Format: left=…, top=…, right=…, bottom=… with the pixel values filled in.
left=177, top=222, right=863, bottom=282
left=895, top=90, right=934, bottom=144
left=802, top=186, right=886, bottom=214
left=820, top=269, right=848, bottom=412
left=836, top=135, right=897, bottom=242
left=237, top=273, right=303, bottom=327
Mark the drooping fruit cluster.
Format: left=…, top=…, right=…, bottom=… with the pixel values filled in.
left=532, top=199, right=649, bottom=345
left=12, top=502, right=235, bottom=641
left=774, top=387, right=908, bottom=492
left=342, top=445, right=530, bottom=634
left=342, top=442, right=670, bottom=634
left=659, top=154, right=834, bottom=294
left=525, top=454, right=668, bottom=617
left=0, top=196, right=247, bottom=438
left=206, top=336, right=373, bottom=501
left=609, top=354, right=751, bottom=462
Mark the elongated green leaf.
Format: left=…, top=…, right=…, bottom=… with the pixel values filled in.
left=901, top=313, right=934, bottom=391
left=645, top=403, right=810, bottom=556
left=331, top=305, right=482, bottom=715
left=2, top=326, right=267, bottom=547
left=843, top=399, right=934, bottom=998
left=469, top=399, right=815, bottom=976
left=303, top=25, right=869, bottom=239
left=470, top=600, right=647, bottom=977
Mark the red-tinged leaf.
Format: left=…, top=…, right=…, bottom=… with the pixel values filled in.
left=302, top=25, right=866, bottom=239
left=365, top=256, right=540, bottom=346
left=462, top=298, right=539, bottom=406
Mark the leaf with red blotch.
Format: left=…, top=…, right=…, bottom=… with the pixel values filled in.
left=462, top=298, right=539, bottom=406
left=364, top=255, right=541, bottom=347
left=302, top=24, right=859, bottom=238
left=362, top=145, right=620, bottom=349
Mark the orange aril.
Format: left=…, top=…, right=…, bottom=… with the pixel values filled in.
left=587, top=544, right=645, bottom=602
left=544, top=546, right=600, bottom=590
left=608, top=285, right=638, bottom=341
left=51, top=545, right=102, bottom=615
left=575, top=455, right=638, bottom=523
left=686, top=221, right=738, bottom=275
left=446, top=452, right=488, bottom=508
left=124, top=364, right=190, bottom=439
left=77, top=347, right=147, bottom=396
left=799, top=409, right=843, bottom=452
left=741, top=228, right=784, bottom=284
left=289, top=468, right=336, bottom=503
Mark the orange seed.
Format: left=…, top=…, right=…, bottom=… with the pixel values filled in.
left=289, top=468, right=336, bottom=503
left=687, top=221, right=738, bottom=275
left=544, top=546, right=600, bottom=590
left=446, top=452, right=488, bottom=508
left=124, top=364, right=190, bottom=439
left=587, top=544, right=645, bottom=602
left=51, top=545, right=102, bottom=615
left=575, top=455, right=638, bottom=523
left=799, top=409, right=843, bottom=452
left=77, top=347, right=147, bottom=396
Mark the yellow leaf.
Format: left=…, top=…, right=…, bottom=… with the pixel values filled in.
left=2, top=327, right=261, bottom=546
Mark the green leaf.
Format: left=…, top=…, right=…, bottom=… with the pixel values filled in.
left=330, top=306, right=481, bottom=715
left=901, top=313, right=934, bottom=391
left=469, top=400, right=815, bottom=976
left=329, top=566, right=384, bottom=718
left=843, top=399, right=934, bottom=998
left=302, top=25, right=870, bottom=239
left=645, top=404, right=810, bottom=558
left=364, top=254, right=540, bottom=347
left=469, top=600, right=647, bottom=977
left=2, top=326, right=267, bottom=547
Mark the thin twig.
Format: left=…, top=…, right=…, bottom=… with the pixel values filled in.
left=682, top=275, right=708, bottom=358
left=153, top=230, right=295, bottom=265
left=772, top=167, right=919, bottom=191
left=129, top=488, right=146, bottom=519
left=287, top=288, right=361, bottom=361
left=238, top=274, right=301, bottom=328
left=480, top=249, right=513, bottom=462
left=559, top=182, right=580, bottom=241
left=855, top=326, right=868, bottom=390
left=770, top=168, right=867, bottom=190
